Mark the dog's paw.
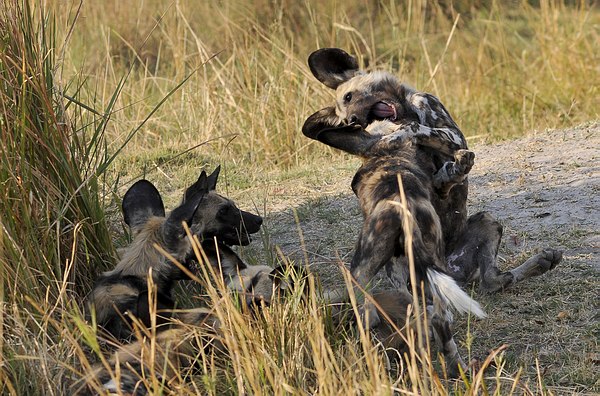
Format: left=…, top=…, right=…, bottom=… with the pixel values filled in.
left=510, top=248, right=563, bottom=282
left=532, top=248, right=563, bottom=273
left=454, top=149, right=475, bottom=176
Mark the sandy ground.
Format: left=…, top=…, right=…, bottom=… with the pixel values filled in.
left=247, top=121, right=599, bottom=392
left=468, top=122, right=598, bottom=271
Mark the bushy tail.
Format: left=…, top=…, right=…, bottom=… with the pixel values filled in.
left=427, top=268, right=486, bottom=318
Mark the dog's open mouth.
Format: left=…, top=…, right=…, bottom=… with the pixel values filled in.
left=369, top=101, right=397, bottom=122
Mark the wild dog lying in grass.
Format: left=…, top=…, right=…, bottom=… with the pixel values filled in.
left=304, top=47, right=562, bottom=297
left=88, top=166, right=263, bottom=341
left=200, top=240, right=305, bottom=308
left=366, top=290, right=465, bottom=378
left=78, top=241, right=305, bottom=396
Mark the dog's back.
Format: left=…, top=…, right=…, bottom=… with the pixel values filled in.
left=88, top=216, right=182, bottom=340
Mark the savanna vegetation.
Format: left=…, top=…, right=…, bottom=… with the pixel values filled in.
left=0, top=0, right=598, bottom=394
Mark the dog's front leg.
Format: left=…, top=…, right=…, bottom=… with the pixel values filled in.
left=410, top=125, right=467, bottom=156
left=433, top=149, right=475, bottom=198
left=303, top=106, right=379, bottom=156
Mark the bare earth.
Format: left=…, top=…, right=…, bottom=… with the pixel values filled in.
left=246, top=122, right=599, bottom=392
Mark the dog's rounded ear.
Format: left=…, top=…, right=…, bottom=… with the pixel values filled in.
left=308, top=48, right=360, bottom=89
left=206, top=165, right=220, bottom=191
left=122, top=179, right=165, bottom=233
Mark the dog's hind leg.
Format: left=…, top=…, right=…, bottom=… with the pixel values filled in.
left=351, top=206, right=403, bottom=289
left=429, top=306, right=467, bottom=378
left=507, top=249, right=563, bottom=284
left=350, top=204, right=404, bottom=327
left=385, top=257, right=411, bottom=299
left=447, top=211, right=562, bottom=293
left=446, top=211, right=510, bottom=293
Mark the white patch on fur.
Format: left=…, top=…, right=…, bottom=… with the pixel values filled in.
left=427, top=268, right=486, bottom=318
left=446, top=248, right=466, bottom=273
left=102, top=379, right=119, bottom=393
left=367, top=120, right=402, bottom=137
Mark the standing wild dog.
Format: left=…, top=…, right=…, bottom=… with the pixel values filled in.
left=303, top=48, right=562, bottom=296
left=88, top=166, right=263, bottom=341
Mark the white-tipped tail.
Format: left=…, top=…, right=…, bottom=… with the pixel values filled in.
left=427, top=268, right=486, bottom=318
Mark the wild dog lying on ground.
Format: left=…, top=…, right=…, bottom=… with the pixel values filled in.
left=87, top=166, right=263, bottom=341
left=200, top=240, right=305, bottom=308
left=367, top=290, right=465, bottom=378
left=77, top=240, right=305, bottom=396
left=304, top=48, right=562, bottom=296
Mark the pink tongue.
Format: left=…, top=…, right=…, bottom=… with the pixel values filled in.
left=372, top=102, right=395, bottom=118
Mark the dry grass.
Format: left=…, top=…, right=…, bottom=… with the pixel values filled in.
left=58, top=0, right=599, bottom=172
left=0, top=0, right=598, bottom=394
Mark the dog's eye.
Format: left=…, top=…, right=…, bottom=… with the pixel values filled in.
left=218, top=206, right=229, bottom=216
left=343, top=92, right=352, bottom=103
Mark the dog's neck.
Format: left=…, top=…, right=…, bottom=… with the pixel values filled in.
left=109, top=217, right=183, bottom=282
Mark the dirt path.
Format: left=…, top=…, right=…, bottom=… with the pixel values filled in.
left=469, top=122, right=599, bottom=270
left=249, top=121, right=599, bottom=392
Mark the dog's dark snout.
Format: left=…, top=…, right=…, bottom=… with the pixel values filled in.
left=241, top=210, right=263, bottom=235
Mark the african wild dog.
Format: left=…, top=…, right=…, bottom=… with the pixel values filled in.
left=88, top=166, right=263, bottom=341
left=200, top=239, right=306, bottom=308
left=78, top=242, right=305, bottom=396
left=303, top=48, right=485, bottom=317
left=305, top=48, right=562, bottom=295
left=77, top=307, right=222, bottom=396
left=367, top=290, right=466, bottom=378
left=303, top=47, right=563, bottom=375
